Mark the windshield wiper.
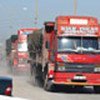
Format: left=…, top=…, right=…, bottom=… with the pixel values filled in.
left=58, top=47, right=100, bottom=54
left=76, top=47, right=100, bottom=54
left=88, top=50, right=100, bottom=53
left=58, top=49, right=78, bottom=53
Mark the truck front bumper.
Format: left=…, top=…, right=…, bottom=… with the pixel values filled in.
left=52, top=72, right=100, bottom=86
left=52, top=80, right=100, bottom=86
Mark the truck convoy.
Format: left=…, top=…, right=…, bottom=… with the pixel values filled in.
left=28, top=16, right=100, bottom=92
left=6, top=28, right=36, bottom=73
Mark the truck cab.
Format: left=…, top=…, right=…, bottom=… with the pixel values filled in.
left=44, top=16, right=100, bottom=92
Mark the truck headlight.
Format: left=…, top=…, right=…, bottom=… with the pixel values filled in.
left=94, top=68, right=100, bottom=72
left=57, top=66, right=66, bottom=71
left=56, top=63, right=66, bottom=71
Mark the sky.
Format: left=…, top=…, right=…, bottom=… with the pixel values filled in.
left=0, top=0, right=100, bottom=43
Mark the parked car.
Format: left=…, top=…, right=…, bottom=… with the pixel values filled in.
left=0, top=76, right=12, bottom=96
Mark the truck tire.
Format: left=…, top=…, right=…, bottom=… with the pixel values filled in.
left=44, top=80, right=55, bottom=92
left=94, top=86, right=100, bottom=93
left=30, top=63, right=37, bottom=86
left=43, top=75, right=55, bottom=92
left=31, top=64, right=43, bottom=87
left=31, top=71, right=37, bottom=86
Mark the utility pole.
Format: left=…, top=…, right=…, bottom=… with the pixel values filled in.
left=34, top=0, right=38, bottom=27
left=74, top=0, right=77, bottom=15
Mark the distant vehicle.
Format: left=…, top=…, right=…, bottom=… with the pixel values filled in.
left=16, top=28, right=36, bottom=71
left=0, top=77, right=12, bottom=96
left=6, top=29, right=37, bottom=73
left=28, top=16, right=100, bottom=93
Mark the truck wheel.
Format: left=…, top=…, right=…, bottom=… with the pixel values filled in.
left=44, top=76, right=55, bottom=92
left=44, top=80, right=55, bottom=92
left=31, top=64, right=43, bottom=87
left=31, top=69, right=38, bottom=86
left=94, top=86, right=100, bottom=93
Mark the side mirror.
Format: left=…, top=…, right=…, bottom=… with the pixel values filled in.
left=46, top=41, right=50, bottom=49
left=44, top=22, right=55, bottom=33
left=45, top=26, right=54, bottom=33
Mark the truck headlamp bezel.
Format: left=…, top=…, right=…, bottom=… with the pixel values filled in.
left=56, top=63, right=66, bottom=71
left=94, top=67, right=100, bottom=72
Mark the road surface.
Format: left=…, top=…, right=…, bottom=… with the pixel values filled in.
left=0, top=58, right=100, bottom=100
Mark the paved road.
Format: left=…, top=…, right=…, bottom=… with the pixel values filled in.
left=0, top=59, right=100, bottom=100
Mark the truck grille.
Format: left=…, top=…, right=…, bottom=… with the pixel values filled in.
left=56, top=63, right=94, bottom=73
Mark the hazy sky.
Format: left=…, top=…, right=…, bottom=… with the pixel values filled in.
left=0, top=0, right=100, bottom=42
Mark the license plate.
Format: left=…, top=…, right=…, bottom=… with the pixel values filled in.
left=73, top=76, right=86, bottom=80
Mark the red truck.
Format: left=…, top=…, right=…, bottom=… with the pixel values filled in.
left=28, top=16, right=100, bottom=92
left=16, top=28, right=36, bottom=71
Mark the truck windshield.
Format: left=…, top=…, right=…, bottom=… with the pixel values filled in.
left=58, top=37, right=100, bottom=53
left=18, top=42, right=28, bottom=52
